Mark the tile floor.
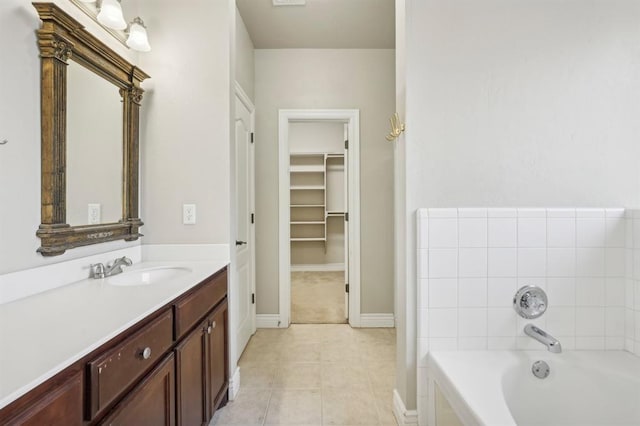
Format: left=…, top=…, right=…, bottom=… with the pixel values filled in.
left=291, top=271, right=346, bottom=324
left=211, top=324, right=397, bottom=426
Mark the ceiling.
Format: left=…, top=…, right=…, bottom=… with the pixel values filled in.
left=236, top=0, right=395, bottom=49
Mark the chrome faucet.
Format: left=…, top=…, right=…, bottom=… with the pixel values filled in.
left=90, top=256, right=133, bottom=279
left=525, top=324, right=562, bottom=353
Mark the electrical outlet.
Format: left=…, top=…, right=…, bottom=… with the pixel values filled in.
left=183, top=204, right=196, bottom=225
left=88, top=203, right=101, bottom=225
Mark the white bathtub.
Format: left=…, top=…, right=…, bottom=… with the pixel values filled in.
left=427, top=350, right=640, bottom=426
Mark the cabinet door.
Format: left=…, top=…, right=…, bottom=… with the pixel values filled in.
left=99, top=353, right=175, bottom=426
left=1, top=371, right=83, bottom=426
left=205, top=301, right=228, bottom=418
left=175, top=319, right=207, bottom=426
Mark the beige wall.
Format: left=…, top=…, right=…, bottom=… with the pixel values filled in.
left=397, top=0, right=640, bottom=412
left=0, top=0, right=140, bottom=276
left=254, top=49, right=396, bottom=314
left=139, top=0, right=233, bottom=246
left=235, top=8, right=254, bottom=102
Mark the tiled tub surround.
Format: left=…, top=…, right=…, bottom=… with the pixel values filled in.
left=416, top=207, right=638, bottom=425
left=625, top=209, right=640, bottom=355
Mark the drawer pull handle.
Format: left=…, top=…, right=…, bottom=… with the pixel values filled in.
left=140, top=347, right=152, bottom=360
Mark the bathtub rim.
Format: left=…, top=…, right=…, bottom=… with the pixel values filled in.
left=428, top=350, right=517, bottom=426
left=426, top=350, right=640, bottom=426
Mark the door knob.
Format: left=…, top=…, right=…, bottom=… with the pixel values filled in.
left=236, top=240, right=247, bottom=246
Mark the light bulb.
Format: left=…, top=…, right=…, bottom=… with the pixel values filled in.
left=97, top=0, right=127, bottom=30
left=126, top=17, right=151, bottom=52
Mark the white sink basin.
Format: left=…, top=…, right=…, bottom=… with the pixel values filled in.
left=107, top=266, right=192, bottom=286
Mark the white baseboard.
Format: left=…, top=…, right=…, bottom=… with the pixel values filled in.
left=290, top=263, right=345, bottom=272
left=393, top=389, right=419, bottom=425
left=256, top=314, right=282, bottom=328
left=360, top=313, right=395, bottom=328
left=228, top=367, right=240, bottom=401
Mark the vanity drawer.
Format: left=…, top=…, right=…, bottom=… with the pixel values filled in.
left=174, top=268, right=227, bottom=340
left=87, top=309, right=173, bottom=419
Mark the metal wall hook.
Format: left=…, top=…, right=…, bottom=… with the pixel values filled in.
left=385, top=112, right=405, bottom=141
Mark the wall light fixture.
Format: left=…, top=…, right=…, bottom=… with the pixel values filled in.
left=69, top=0, right=151, bottom=52
left=126, top=17, right=151, bottom=52
left=97, top=0, right=127, bottom=30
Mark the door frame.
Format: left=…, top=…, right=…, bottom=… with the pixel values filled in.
left=278, top=109, right=361, bottom=327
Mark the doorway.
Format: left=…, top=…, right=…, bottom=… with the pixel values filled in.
left=278, top=109, right=361, bottom=327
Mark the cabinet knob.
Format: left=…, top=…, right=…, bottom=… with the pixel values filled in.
left=140, top=347, right=152, bottom=360
left=207, top=325, right=212, bottom=334
left=211, top=321, right=216, bottom=329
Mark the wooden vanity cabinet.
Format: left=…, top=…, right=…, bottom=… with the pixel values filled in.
left=87, top=308, right=174, bottom=419
left=99, top=353, right=175, bottom=426
left=0, top=370, right=83, bottom=426
left=175, top=278, right=229, bottom=426
left=0, top=266, right=228, bottom=426
left=205, top=303, right=228, bottom=418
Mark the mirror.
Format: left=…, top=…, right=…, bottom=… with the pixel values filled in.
left=66, top=61, right=123, bottom=226
left=34, top=3, right=149, bottom=256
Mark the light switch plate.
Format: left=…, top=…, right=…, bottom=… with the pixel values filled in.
left=88, top=203, right=101, bottom=224
left=183, top=204, right=196, bottom=225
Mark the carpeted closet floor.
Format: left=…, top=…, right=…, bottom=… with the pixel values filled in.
left=291, top=271, right=346, bottom=324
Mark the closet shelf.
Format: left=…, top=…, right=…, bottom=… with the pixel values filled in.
left=290, top=165, right=325, bottom=173
left=290, top=185, right=325, bottom=190
left=289, top=150, right=344, bottom=249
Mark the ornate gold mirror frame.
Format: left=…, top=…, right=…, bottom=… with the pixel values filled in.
left=34, top=3, right=149, bottom=256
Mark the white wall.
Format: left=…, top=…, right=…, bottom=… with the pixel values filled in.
left=254, top=49, right=396, bottom=315
left=235, top=8, right=254, bottom=102
left=0, top=0, right=140, bottom=276
left=397, top=0, right=640, bottom=415
left=139, top=0, right=232, bottom=246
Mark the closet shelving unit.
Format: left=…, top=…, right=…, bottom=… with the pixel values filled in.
left=289, top=152, right=345, bottom=247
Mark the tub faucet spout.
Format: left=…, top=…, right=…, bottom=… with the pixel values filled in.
left=524, top=324, right=562, bottom=353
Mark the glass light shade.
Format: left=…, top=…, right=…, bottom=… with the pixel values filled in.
left=97, top=0, right=127, bottom=30
left=126, top=18, right=151, bottom=52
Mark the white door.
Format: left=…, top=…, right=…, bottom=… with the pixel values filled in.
left=343, top=124, right=349, bottom=320
left=234, top=89, right=255, bottom=357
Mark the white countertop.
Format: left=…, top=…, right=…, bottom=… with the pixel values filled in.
left=0, top=260, right=228, bottom=410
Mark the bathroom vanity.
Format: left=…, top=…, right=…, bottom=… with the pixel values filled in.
left=0, top=261, right=229, bottom=426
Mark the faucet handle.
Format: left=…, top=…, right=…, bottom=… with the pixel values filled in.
left=513, top=285, right=548, bottom=319
left=118, top=256, right=133, bottom=266
left=90, top=263, right=106, bottom=279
